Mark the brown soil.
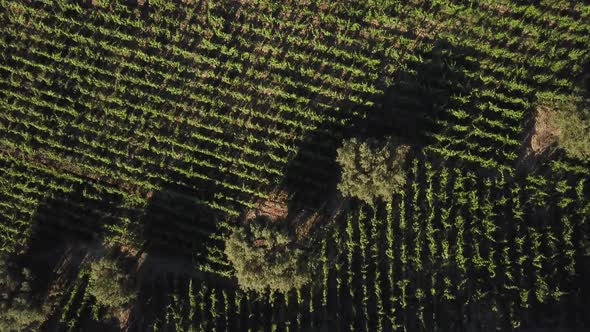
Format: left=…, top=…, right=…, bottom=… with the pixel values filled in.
left=530, top=106, right=561, bottom=155
left=117, top=243, right=140, bottom=258
left=295, top=212, right=319, bottom=240
left=112, top=306, right=132, bottom=331
left=253, top=239, right=266, bottom=247
left=246, top=190, right=290, bottom=222
left=116, top=243, right=147, bottom=274
left=480, top=2, right=512, bottom=15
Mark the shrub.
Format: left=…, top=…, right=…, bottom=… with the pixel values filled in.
left=224, top=217, right=310, bottom=293
left=0, top=257, right=48, bottom=331
left=545, top=97, right=590, bottom=161
left=336, top=137, right=410, bottom=205
left=88, top=257, right=135, bottom=308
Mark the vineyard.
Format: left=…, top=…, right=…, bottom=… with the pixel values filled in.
left=0, top=0, right=589, bottom=331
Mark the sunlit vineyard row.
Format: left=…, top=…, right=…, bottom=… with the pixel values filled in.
left=0, top=0, right=589, bottom=330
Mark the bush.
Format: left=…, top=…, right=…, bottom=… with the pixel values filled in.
left=551, top=97, right=590, bottom=161
left=336, top=137, right=410, bottom=205
left=0, top=257, right=48, bottom=331
left=88, top=257, right=135, bottom=308
left=0, top=299, right=46, bottom=332
left=224, top=217, right=310, bottom=293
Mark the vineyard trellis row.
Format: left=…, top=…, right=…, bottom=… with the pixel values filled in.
left=121, top=156, right=590, bottom=331
left=0, top=0, right=589, bottom=330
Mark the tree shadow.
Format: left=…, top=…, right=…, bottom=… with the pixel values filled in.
left=136, top=182, right=220, bottom=258
left=15, top=182, right=127, bottom=331
left=282, top=39, right=481, bottom=213
left=27, top=184, right=121, bottom=285
left=271, top=39, right=484, bottom=329
left=576, top=57, right=590, bottom=98
left=125, top=179, right=229, bottom=330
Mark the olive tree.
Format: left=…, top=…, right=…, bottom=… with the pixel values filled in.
left=551, top=97, right=590, bottom=161
left=224, top=217, right=310, bottom=293
left=88, top=257, right=135, bottom=308
left=336, top=137, right=410, bottom=205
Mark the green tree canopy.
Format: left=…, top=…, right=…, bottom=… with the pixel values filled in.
left=550, top=97, right=590, bottom=161
left=336, top=137, right=410, bottom=205
left=0, top=256, right=48, bottom=331
left=224, top=217, right=310, bottom=293
left=88, top=257, right=135, bottom=308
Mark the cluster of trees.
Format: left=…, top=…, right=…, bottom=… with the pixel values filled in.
left=224, top=136, right=410, bottom=293
left=0, top=256, right=48, bottom=331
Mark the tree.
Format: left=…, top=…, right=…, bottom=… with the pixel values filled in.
left=551, top=97, right=590, bottom=161
left=0, top=256, right=48, bottom=331
left=224, top=217, right=310, bottom=293
left=336, top=137, right=410, bottom=205
left=88, top=257, right=135, bottom=308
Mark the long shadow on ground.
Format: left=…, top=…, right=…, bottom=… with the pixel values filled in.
left=280, top=39, right=483, bottom=332
left=24, top=183, right=128, bottom=331
left=282, top=39, right=482, bottom=213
